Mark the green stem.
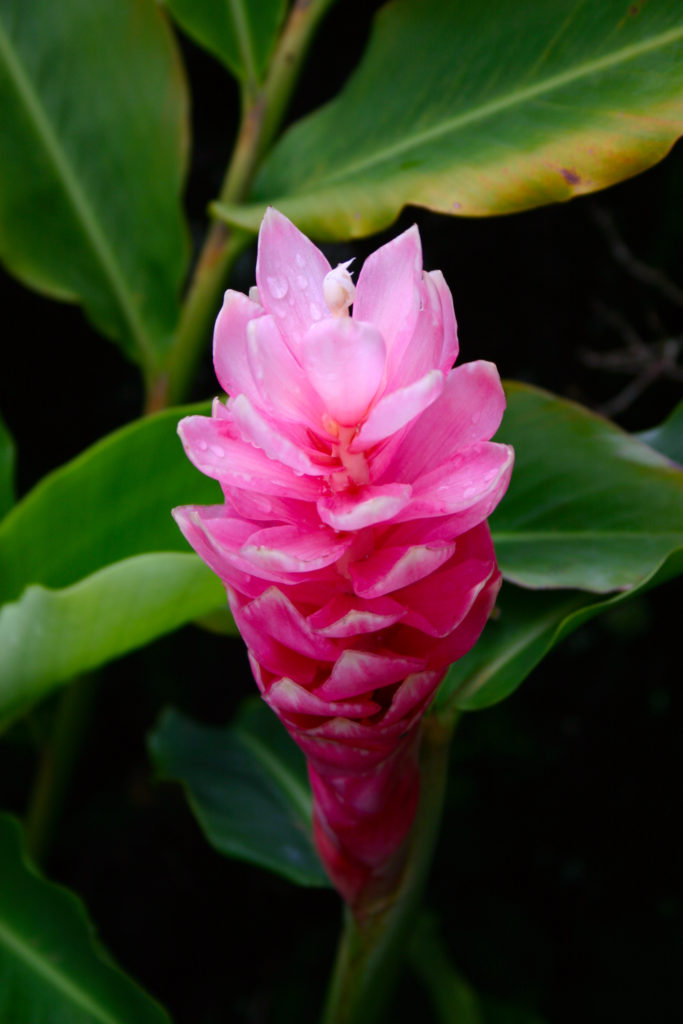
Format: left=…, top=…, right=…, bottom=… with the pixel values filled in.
left=322, top=712, right=457, bottom=1024
left=149, top=0, right=338, bottom=412
left=24, top=675, right=97, bottom=865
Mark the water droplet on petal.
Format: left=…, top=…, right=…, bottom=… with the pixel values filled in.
left=210, top=444, right=225, bottom=458
left=309, top=302, right=322, bottom=321
left=297, top=274, right=309, bottom=289
left=267, top=274, right=288, bottom=299
left=463, top=484, right=477, bottom=498
left=471, top=410, right=481, bottom=424
left=295, top=253, right=305, bottom=268
left=197, top=440, right=208, bottom=451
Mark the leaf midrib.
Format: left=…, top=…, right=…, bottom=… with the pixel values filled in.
left=237, top=728, right=313, bottom=825
left=0, top=916, right=123, bottom=1024
left=228, top=0, right=257, bottom=83
left=0, top=14, right=153, bottom=365
left=291, top=22, right=683, bottom=188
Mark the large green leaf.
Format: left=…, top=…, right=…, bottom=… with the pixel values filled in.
left=0, top=553, right=226, bottom=730
left=0, top=0, right=188, bottom=368
left=0, top=813, right=169, bottom=1024
left=215, top=0, right=683, bottom=239
left=149, top=700, right=328, bottom=887
left=164, top=0, right=286, bottom=83
left=491, top=383, right=683, bottom=592
left=0, top=411, right=14, bottom=519
left=0, top=403, right=215, bottom=604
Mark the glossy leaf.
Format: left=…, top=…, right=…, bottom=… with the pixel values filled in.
left=0, top=554, right=226, bottom=730
left=491, top=383, right=683, bottom=592
left=0, top=411, right=14, bottom=518
left=149, top=700, right=328, bottom=887
left=164, top=0, right=286, bottom=83
left=215, top=0, right=683, bottom=239
left=638, top=398, right=683, bottom=465
left=0, top=403, right=215, bottom=604
left=438, top=550, right=683, bottom=712
left=0, top=0, right=188, bottom=367
left=0, top=813, right=169, bottom=1024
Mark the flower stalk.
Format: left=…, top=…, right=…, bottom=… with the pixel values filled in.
left=322, top=711, right=456, bottom=1024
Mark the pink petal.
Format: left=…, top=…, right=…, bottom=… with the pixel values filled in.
left=247, top=314, right=325, bottom=427
left=255, top=208, right=331, bottom=350
left=317, top=484, right=412, bottom=531
left=315, top=649, right=424, bottom=701
left=429, top=269, right=459, bottom=370
left=353, top=225, right=423, bottom=367
left=384, top=361, right=506, bottom=481
left=350, top=541, right=455, bottom=598
left=400, top=558, right=496, bottom=637
left=213, top=290, right=264, bottom=398
left=426, top=570, right=502, bottom=669
left=308, top=594, right=405, bottom=637
left=232, top=603, right=318, bottom=683
left=301, top=318, right=386, bottom=425
left=380, top=670, right=443, bottom=725
left=239, top=587, right=338, bottom=660
left=178, top=414, right=320, bottom=499
left=230, top=394, right=327, bottom=475
left=241, top=523, right=353, bottom=573
left=397, top=442, right=514, bottom=522
left=265, top=678, right=379, bottom=719
left=352, top=370, right=444, bottom=451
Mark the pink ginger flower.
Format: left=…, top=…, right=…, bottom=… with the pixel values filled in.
left=174, top=209, right=513, bottom=909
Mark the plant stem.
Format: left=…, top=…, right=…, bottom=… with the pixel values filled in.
left=150, top=0, right=338, bottom=412
left=322, top=712, right=457, bottom=1024
left=24, top=675, right=97, bottom=865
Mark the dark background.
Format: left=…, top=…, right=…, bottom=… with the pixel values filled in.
left=1, top=2, right=681, bottom=1021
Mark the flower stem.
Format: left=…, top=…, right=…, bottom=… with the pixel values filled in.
left=149, top=0, right=338, bottom=412
left=321, top=712, right=457, bottom=1024
left=24, top=675, right=97, bottom=865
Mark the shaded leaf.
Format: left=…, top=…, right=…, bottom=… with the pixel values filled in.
left=0, top=411, right=14, bottom=518
left=149, top=700, right=328, bottom=887
left=215, top=0, right=683, bottom=239
left=0, top=813, right=169, bottom=1024
left=492, top=383, right=683, bottom=592
left=164, top=0, right=286, bottom=83
left=638, top=398, right=683, bottom=465
left=0, top=554, right=227, bottom=730
left=0, top=403, right=215, bottom=604
left=409, top=913, right=483, bottom=1024
left=0, top=0, right=188, bottom=367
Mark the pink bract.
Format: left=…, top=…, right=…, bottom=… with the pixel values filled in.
left=174, top=209, right=513, bottom=909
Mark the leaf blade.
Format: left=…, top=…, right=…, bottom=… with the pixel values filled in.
left=0, top=813, right=170, bottom=1024
left=149, top=701, right=328, bottom=887
left=215, top=0, right=683, bottom=238
left=0, top=0, right=189, bottom=365
left=0, top=411, right=15, bottom=518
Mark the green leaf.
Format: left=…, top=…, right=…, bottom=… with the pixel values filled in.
left=638, top=399, right=683, bottom=465
left=438, top=549, right=683, bottom=712
left=492, top=383, right=683, bottom=592
left=0, top=554, right=226, bottom=730
left=149, top=700, right=328, bottom=887
left=215, top=0, right=683, bottom=239
left=409, top=914, right=483, bottom=1024
left=0, top=0, right=189, bottom=368
left=164, top=0, right=286, bottom=83
left=0, top=403, right=215, bottom=604
left=0, top=813, right=169, bottom=1024
left=0, top=411, right=15, bottom=518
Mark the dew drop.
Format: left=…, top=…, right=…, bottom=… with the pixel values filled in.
left=295, top=253, right=305, bottom=268
left=309, top=302, right=322, bottom=321
left=471, top=410, right=481, bottom=424
left=267, top=274, right=288, bottom=299
left=297, top=274, right=309, bottom=289
left=197, top=440, right=208, bottom=451
left=463, top=484, right=477, bottom=498
left=210, top=444, right=225, bottom=458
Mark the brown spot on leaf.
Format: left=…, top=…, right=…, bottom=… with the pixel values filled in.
left=628, top=4, right=641, bottom=15
left=560, top=167, right=581, bottom=185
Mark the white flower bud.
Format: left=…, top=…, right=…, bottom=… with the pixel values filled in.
left=323, top=260, right=355, bottom=315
